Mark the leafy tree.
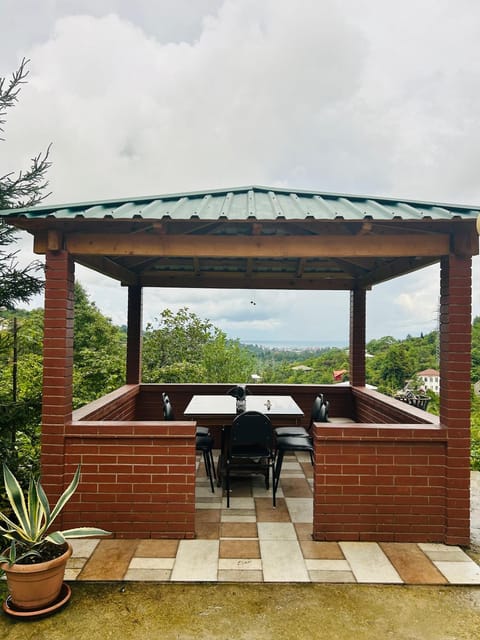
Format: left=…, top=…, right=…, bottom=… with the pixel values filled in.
left=142, top=307, right=256, bottom=383
left=72, top=283, right=126, bottom=407
left=0, top=59, right=50, bottom=310
left=0, top=310, right=44, bottom=485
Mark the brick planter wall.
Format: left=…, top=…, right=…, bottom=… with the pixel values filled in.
left=313, top=423, right=447, bottom=542
left=63, top=420, right=196, bottom=539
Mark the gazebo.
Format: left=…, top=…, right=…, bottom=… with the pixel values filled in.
left=1, top=185, right=479, bottom=544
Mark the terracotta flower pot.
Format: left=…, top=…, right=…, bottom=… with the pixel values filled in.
left=1, top=543, right=72, bottom=611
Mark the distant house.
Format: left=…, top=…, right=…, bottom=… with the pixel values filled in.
left=417, top=368, right=440, bottom=393
left=474, top=380, right=480, bottom=397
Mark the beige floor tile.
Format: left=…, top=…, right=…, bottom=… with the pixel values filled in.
left=418, top=543, right=472, bottom=562
left=218, top=570, right=263, bottom=582
left=220, top=522, right=258, bottom=538
left=281, top=461, right=303, bottom=471
left=67, top=557, right=88, bottom=570
left=309, top=570, right=356, bottom=583
left=70, top=538, right=101, bottom=558
left=256, top=497, right=291, bottom=522
left=77, top=539, right=138, bottom=581
left=299, top=540, right=344, bottom=559
left=129, top=557, right=175, bottom=570
left=64, top=568, right=83, bottom=580
left=257, top=522, right=298, bottom=540
left=339, top=542, right=403, bottom=584
left=221, top=497, right=256, bottom=510
left=305, top=559, right=351, bottom=571
left=294, top=523, right=314, bottom=540
left=433, top=561, right=480, bottom=584
left=135, top=539, right=179, bottom=557
left=285, top=498, right=313, bottom=523
left=196, top=502, right=224, bottom=510
left=280, top=477, right=313, bottom=498
left=196, top=522, right=221, bottom=539
left=221, top=515, right=257, bottom=523
left=195, top=509, right=221, bottom=523
left=380, top=543, right=447, bottom=584
left=196, top=487, right=219, bottom=498
left=220, top=539, right=260, bottom=558
left=260, top=539, right=309, bottom=582
left=171, top=540, right=219, bottom=581
left=219, top=559, right=262, bottom=571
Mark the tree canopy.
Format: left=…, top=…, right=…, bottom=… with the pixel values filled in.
left=0, top=58, right=50, bottom=310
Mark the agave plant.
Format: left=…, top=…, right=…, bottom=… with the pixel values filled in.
left=0, top=463, right=110, bottom=571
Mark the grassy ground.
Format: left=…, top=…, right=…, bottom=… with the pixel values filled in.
left=1, top=581, right=480, bottom=640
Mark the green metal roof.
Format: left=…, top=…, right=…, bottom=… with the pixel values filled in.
left=2, top=185, right=479, bottom=222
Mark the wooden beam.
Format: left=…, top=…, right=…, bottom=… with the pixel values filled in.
left=75, top=256, right=139, bottom=285
left=358, top=256, right=438, bottom=287
left=65, top=232, right=451, bottom=258
left=138, top=271, right=359, bottom=290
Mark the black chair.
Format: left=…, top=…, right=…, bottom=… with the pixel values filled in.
left=274, top=435, right=314, bottom=493
left=275, top=394, right=325, bottom=439
left=162, top=392, right=209, bottom=435
left=223, top=410, right=276, bottom=508
left=162, top=394, right=215, bottom=493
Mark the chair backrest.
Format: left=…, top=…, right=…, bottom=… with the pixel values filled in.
left=228, top=410, right=273, bottom=454
left=310, top=395, right=329, bottom=426
left=310, top=395, right=324, bottom=423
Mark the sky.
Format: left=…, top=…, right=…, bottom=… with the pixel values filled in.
left=1, top=0, right=479, bottom=346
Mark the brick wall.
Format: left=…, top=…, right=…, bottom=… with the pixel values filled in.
left=62, top=420, right=196, bottom=539
left=440, top=255, right=472, bottom=544
left=41, top=250, right=74, bottom=507
left=354, top=387, right=438, bottom=425
left=313, top=423, right=447, bottom=542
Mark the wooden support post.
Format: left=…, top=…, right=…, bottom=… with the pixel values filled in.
left=126, top=285, right=143, bottom=384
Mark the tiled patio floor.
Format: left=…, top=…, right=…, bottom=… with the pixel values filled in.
left=66, top=452, right=480, bottom=585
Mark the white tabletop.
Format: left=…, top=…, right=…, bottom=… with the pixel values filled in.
left=184, top=394, right=304, bottom=417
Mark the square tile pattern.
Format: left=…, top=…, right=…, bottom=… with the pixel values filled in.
left=67, top=453, right=480, bottom=585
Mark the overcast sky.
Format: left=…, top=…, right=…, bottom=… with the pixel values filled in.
left=1, top=0, right=479, bottom=346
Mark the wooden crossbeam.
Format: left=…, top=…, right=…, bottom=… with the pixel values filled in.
left=63, top=232, right=450, bottom=258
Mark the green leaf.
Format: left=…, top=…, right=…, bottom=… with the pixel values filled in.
left=47, top=464, right=81, bottom=526
left=2, top=464, right=31, bottom=536
left=27, top=476, right=44, bottom=539
left=59, top=527, right=111, bottom=539
left=45, top=531, right=66, bottom=545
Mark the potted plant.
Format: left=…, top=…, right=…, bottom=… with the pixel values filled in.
left=0, top=463, right=110, bottom=614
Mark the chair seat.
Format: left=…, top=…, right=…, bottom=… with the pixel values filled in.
left=275, top=426, right=309, bottom=437
left=196, top=426, right=210, bottom=436
left=196, top=433, right=214, bottom=450
left=276, top=435, right=313, bottom=453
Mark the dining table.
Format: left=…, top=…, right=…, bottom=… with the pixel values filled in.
left=183, top=394, right=304, bottom=422
left=184, top=394, right=305, bottom=489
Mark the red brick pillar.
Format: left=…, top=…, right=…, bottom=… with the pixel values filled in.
left=126, top=285, right=143, bottom=384
left=440, top=254, right=472, bottom=544
left=41, top=250, right=75, bottom=511
left=349, top=288, right=366, bottom=387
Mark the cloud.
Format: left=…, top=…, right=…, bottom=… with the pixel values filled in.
left=1, top=0, right=479, bottom=343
